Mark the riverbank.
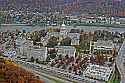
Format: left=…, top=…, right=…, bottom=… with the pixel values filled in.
left=0, top=24, right=125, bottom=33
left=0, top=24, right=32, bottom=26
left=75, top=23, right=125, bottom=28
left=0, top=23, right=125, bottom=28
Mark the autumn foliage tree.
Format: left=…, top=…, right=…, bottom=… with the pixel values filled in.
left=60, top=37, right=71, bottom=46
left=0, top=58, right=45, bottom=83
left=95, top=53, right=104, bottom=65
left=47, top=36, right=58, bottom=47
left=112, top=48, right=117, bottom=58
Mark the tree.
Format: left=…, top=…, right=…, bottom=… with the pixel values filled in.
left=105, top=54, right=108, bottom=61
left=18, top=77, right=25, bottom=83
left=36, top=58, right=39, bottom=63
left=22, top=29, right=26, bottom=33
left=39, top=30, right=47, bottom=37
left=96, top=54, right=101, bottom=65
left=47, top=36, right=58, bottom=47
left=50, top=53, right=57, bottom=59
left=100, top=54, right=104, bottom=65
left=30, top=57, right=34, bottom=62
left=65, top=55, right=69, bottom=59
left=31, top=31, right=41, bottom=42
left=112, top=48, right=117, bottom=58
left=39, top=43, right=43, bottom=47
left=48, top=48, right=56, bottom=54
left=58, top=54, right=63, bottom=60
left=0, top=53, right=3, bottom=57
left=60, top=37, right=71, bottom=46
left=90, top=56, right=95, bottom=64
left=109, top=57, right=113, bottom=62
left=46, top=56, right=51, bottom=62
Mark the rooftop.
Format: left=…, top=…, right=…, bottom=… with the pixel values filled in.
left=84, top=64, right=113, bottom=81
left=94, top=40, right=114, bottom=49
left=55, top=46, right=76, bottom=49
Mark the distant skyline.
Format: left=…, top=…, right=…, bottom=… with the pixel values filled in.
left=0, top=0, right=125, bottom=16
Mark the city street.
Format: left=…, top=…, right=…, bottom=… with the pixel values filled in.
left=116, top=40, right=125, bottom=83
left=20, top=64, right=63, bottom=83
left=12, top=57, right=76, bottom=83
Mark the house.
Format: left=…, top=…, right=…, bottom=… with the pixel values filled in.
left=60, top=25, right=70, bottom=36
left=40, top=37, right=48, bottom=46
left=93, top=40, right=117, bottom=62
left=28, top=46, right=48, bottom=61
left=68, top=33, right=80, bottom=45
left=4, top=50, right=16, bottom=58
left=47, top=32, right=60, bottom=38
left=93, top=40, right=114, bottom=54
left=55, top=46, right=76, bottom=57
left=83, top=64, right=113, bottom=81
left=19, top=40, right=33, bottom=55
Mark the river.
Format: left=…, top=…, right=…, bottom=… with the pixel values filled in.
left=0, top=25, right=125, bottom=33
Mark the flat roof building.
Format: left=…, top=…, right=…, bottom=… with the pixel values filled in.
left=94, top=40, right=114, bottom=51
left=28, top=47, right=48, bottom=61
left=83, top=64, right=113, bottom=81
left=55, top=46, right=76, bottom=57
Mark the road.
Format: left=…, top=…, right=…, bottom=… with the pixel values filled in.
left=35, top=73, right=55, bottom=83
left=20, top=64, right=58, bottom=83
left=13, top=58, right=107, bottom=83
left=13, top=59, right=74, bottom=83
left=116, top=40, right=125, bottom=83
left=12, top=56, right=72, bottom=83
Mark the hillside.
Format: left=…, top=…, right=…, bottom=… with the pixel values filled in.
left=0, top=55, right=44, bottom=83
